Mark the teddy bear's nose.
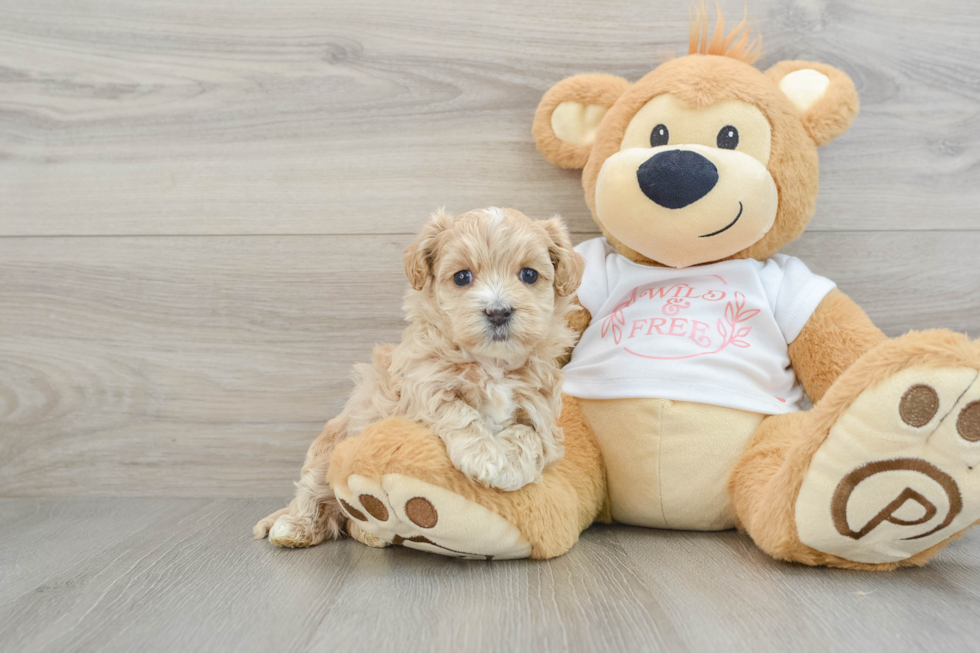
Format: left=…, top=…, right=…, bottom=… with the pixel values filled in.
left=636, top=150, right=719, bottom=209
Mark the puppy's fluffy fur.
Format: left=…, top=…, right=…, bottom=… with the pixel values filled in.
left=254, top=207, right=585, bottom=548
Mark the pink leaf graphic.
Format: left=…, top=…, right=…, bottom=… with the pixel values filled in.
left=731, top=340, right=750, bottom=348
left=612, top=323, right=622, bottom=344
left=717, top=318, right=728, bottom=339
left=724, top=302, right=736, bottom=325
left=737, top=308, right=761, bottom=321
left=735, top=292, right=745, bottom=312
left=601, top=319, right=611, bottom=338
left=736, top=326, right=752, bottom=338
left=616, top=311, right=625, bottom=325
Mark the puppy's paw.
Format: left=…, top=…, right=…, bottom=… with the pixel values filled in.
left=269, top=514, right=317, bottom=548
left=486, top=464, right=539, bottom=492
left=347, top=520, right=390, bottom=549
left=493, top=425, right=545, bottom=491
left=543, top=425, right=566, bottom=468
left=268, top=510, right=344, bottom=549
left=446, top=436, right=511, bottom=489
left=253, top=507, right=289, bottom=540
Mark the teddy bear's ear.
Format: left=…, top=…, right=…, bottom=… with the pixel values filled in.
left=533, top=74, right=631, bottom=169
left=404, top=209, right=453, bottom=291
left=766, top=61, right=860, bottom=146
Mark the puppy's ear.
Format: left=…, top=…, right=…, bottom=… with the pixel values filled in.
left=541, top=217, right=585, bottom=297
left=766, top=61, right=859, bottom=146
left=533, top=74, right=631, bottom=169
left=404, top=209, right=453, bottom=290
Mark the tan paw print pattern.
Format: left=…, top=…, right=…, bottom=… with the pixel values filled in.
left=333, top=473, right=532, bottom=560
left=797, top=366, right=980, bottom=564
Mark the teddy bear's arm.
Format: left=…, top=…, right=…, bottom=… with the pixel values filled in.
left=787, top=289, right=887, bottom=403
left=567, top=298, right=592, bottom=335
left=558, top=298, right=592, bottom=367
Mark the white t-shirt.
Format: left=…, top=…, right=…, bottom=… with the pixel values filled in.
left=563, top=238, right=836, bottom=415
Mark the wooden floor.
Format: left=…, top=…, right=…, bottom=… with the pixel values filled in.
left=3, top=499, right=980, bottom=653
left=2, top=0, right=980, bottom=650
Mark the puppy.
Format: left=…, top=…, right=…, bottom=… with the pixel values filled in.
left=253, top=207, right=585, bottom=548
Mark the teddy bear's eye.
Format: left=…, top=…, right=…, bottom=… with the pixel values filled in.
left=453, top=270, right=473, bottom=287
left=649, top=124, right=669, bottom=147
left=717, top=125, right=739, bottom=149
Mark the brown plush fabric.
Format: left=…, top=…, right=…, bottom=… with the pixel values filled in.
left=765, top=60, right=860, bottom=146
left=327, top=12, right=976, bottom=570
left=329, top=395, right=607, bottom=559
left=558, top=299, right=592, bottom=368
left=788, top=289, right=888, bottom=403
left=730, top=330, right=980, bottom=570
left=528, top=29, right=980, bottom=568
left=566, top=298, right=592, bottom=337
left=576, top=54, right=821, bottom=265
left=533, top=74, right=631, bottom=169
left=688, top=5, right=762, bottom=63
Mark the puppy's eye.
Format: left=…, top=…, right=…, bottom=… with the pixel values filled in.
left=717, top=125, right=739, bottom=150
left=650, top=124, right=669, bottom=147
left=453, top=270, right=472, bottom=287
left=519, top=268, right=538, bottom=285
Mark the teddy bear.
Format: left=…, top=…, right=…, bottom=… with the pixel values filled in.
left=323, top=10, right=980, bottom=569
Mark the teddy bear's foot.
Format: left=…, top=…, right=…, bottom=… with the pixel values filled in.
left=334, top=473, right=532, bottom=560
left=796, top=360, right=980, bottom=564
left=327, top=401, right=606, bottom=560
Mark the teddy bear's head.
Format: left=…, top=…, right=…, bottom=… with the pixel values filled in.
left=533, top=10, right=859, bottom=268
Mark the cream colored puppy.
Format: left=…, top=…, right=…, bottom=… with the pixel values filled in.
left=254, top=207, right=585, bottom=548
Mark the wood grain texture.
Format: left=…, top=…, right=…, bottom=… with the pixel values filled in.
left=1, top=0, right=979, bottom=236
left=2, top=2, right=980, bottom=645
left=1, top=232, right=978, bottom=497
left=1, top=498, right=979, bottom=652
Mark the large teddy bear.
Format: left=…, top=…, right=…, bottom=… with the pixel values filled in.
left=324, top=12, right=980, bottom=569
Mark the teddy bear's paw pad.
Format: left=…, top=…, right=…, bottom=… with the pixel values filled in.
left=334, top=474, right=531, bottom=560
left=796, top=366, right=980, bottom=564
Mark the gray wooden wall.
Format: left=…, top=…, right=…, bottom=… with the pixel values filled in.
left=2, top=0, right=979, bottom=498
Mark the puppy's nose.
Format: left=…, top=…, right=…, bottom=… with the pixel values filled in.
left=485, top=306, right=513, bottom=326
left=636, top=150, right=718, bottom=209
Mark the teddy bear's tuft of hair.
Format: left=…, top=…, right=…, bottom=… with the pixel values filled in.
left=689, top=3, right=763, bottom=65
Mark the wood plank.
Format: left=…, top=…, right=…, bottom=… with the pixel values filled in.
left=1, top=0, right=978, bottom=236
left=1, top=231, right=978, bottom=497
left=1, top=498, right=979, bottom=652
left=0, top=235, right=408, bottom=498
